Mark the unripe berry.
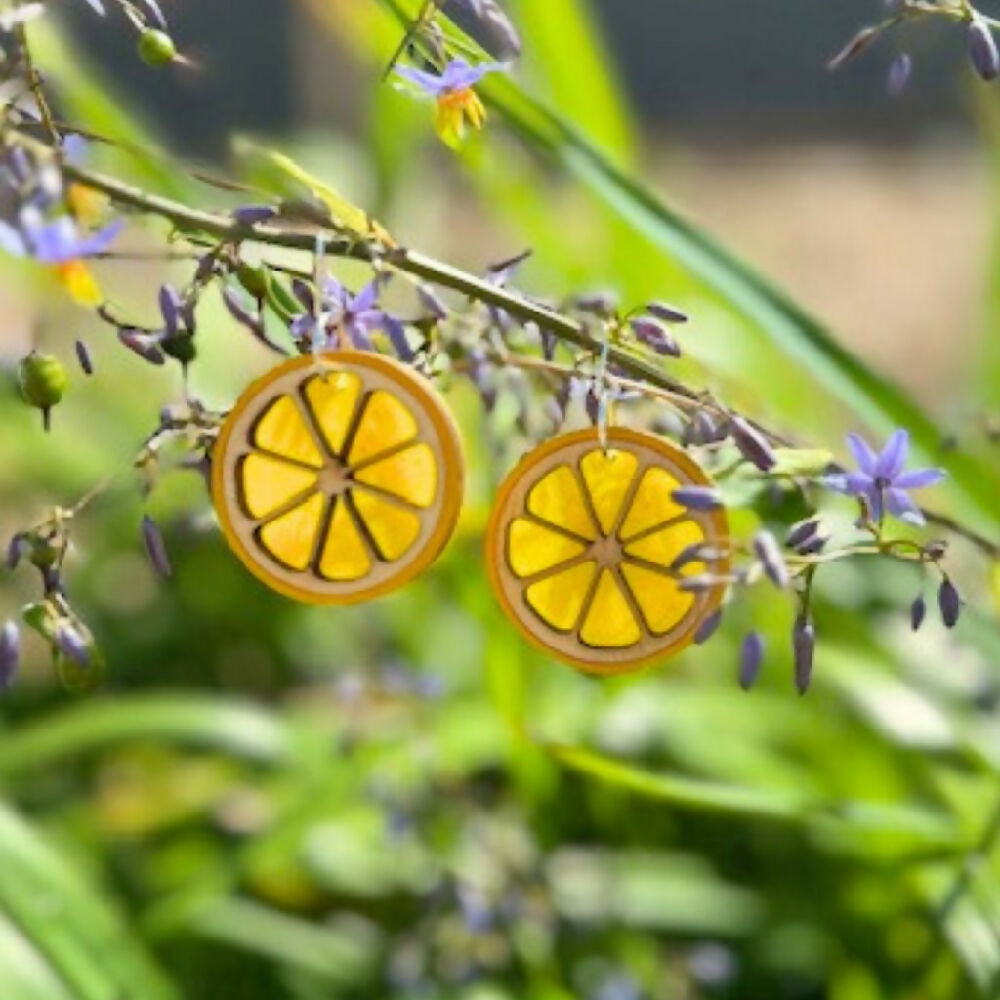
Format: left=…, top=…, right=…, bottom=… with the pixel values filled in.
left=138, top=28, right=177, bottom=67
left=18, top=352, right=67, bottom=431
left=237, top=262, right=270, bottom=299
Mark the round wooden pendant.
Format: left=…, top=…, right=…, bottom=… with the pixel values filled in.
left=212, top=351, right=464, bottom=604
left=485, top=428, right=730, bottom=675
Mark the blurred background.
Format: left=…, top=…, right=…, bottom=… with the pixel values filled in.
left=2, top=1, right=1000, bottom=999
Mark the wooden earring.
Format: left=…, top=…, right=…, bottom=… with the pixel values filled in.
left=485, top=427, right=729, bottom=675
left=212, top=351, right=464, bottom=604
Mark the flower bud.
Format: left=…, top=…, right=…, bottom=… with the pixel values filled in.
left=18, top=352, right=68, bottom=431
left=232, top=205, right=277, bottom=227
left=630, top=317, right=681, bottom=357
left=141, top=515, right=172, bottom=579
left=694, top=608, right=723, bottom=645
left=5, top=533, right=24, bottom=571
left=739, top=632, right=765, bottom=690
left=731, top=418, right=777, bottom=472
left=236, top=262, right=269, bottom=299
left=0, top=620, right=19, bottom=691
left=138, top=28, right=177, bottom=67
left=793, top=616, right=815, bottom=694
left=671, top=486, right=723, bottom=511
left=75, top=339, right=94, bottom=376
left=938, top=578, right=961, bottom=629
left=753, top=530, right=790, bottom=589
left=55, top=624, right=90, bottom=667
left=969, top=18, right=1000, bottom=81
left=646, top=301, right=689, bottom=324
left=910, top=593, right=926, bottom=632
left=118, top=328, right=166, bottom=365
left=785, top=517, right=821, bottom=550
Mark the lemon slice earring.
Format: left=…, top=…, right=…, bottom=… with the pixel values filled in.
left=485, top=428, right=729, bottom=675
left=212, top=352, right=464, bottom=604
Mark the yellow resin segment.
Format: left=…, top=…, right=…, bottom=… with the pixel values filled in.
left=485, top=428, right=729, bottom=675
left=212, top=352, right=464, bottom=604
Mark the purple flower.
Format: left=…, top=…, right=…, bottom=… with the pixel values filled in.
left=0, top=208, right=122, bottom=264
left=396, top=57, right=502, bottom=97
left=396, top=58, right=505, bottom=146
left=822, top=429, right=945, bottom=525
left=292, top=275, right=409, bottom=357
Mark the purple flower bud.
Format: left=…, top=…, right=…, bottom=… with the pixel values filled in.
left=5, top=533, right=24, bottom=571
left=631, top=317, right=681, bottom=357
left=142, top=515, right=172, bottom=579
left=55, top=624, right=90, bottom=667
left=786, top=518, right=821, bottom=550
left=75, top=339, right=94, bottom=375
left=887, top=52, right=913, bottom=97
left=694, top=608, right=723, bottom=645
left=574, top=291, right=619, bottom=316
left=0, top=621, right=19, bottom=690
left=672, top=486, right=723, bottom=511
left=683, top=411, right=724, bottom=446
left=731, top=417, right=777, bottom=472
left=679, top=574, right=718, bottom=593
left=222, top=288, right=288, bottom=356
left=938, top=579, right=961, bottom=629
left=646, top=301, right=689, bottom=324
left=232, top=204, right=277, bottom=226
left=910, top=594, right=926, bottom=632
left=796, top=534, right=829, bottom=556
left=118, top=328, right=166, bottom=365
left=793, top=616, right=815, bottom=694
left=969, top=18, right=1000, bottom=81
left=158, top=284, right=184, bottom=337
left=753, top=530, right=790, bottom=589
left=417, top=285, right=448, bottom=320
left=739, top=632, right=765, bottom=690
left=671, top=541, right=714, bottom=571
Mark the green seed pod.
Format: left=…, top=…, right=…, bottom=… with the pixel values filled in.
left=18, top=352, right=68, bottom=431
left=161, top=333, right=197, bottom=365
left=27, top=533, right=61, bottom=570
left=138, top=28, right=177, bottom=67
left=237, top=262, right=270, bottom=299
left=21, top=601, right=56, bottom=641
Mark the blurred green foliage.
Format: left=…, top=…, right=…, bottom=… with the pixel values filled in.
left=1, top=4, right=1000, bottom=999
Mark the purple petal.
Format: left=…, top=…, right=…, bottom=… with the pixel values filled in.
left=350, top=279, right=381, bottom=314
left=71, top=219, right=125, bottom=259
left=440, top=57, right=503, bottom=90
left=382, top=315, right=414, bottom=361
left=866, top=484, right=884, bottom=522
left=395, top=65, right=449, bottom=96
left=0, top=220, right=26, bottom=255
left=80, top=0, right=105, bottom=13
left=345, top=319, right=373, bottom=351
left=875, top=429, right=909, bottom=480
left=893, top=467, right=945, bottom=490
left=846, top=433, right=878, bottom=476
left=885, top=487, right=925, bottom=525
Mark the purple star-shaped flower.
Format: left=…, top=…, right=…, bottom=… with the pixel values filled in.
left=395, top=57, right=502, bottom=98
left=291, top=275, right=413, bottom=360
left=823, top=429, right=945, bottom=525
left=0, top=208, right=122, bottom=264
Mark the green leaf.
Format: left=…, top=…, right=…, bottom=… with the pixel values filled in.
left=548, top=742, right=813, bottom=820
left=507, top=0, right=635, bottom=163
left=0, top=802, right=179, bottom=1000
left=0, top=695, right=298, bottom=777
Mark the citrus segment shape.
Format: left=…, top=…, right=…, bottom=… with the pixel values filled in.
left=486, top=428, right=730, bottom=675
left=212, top=352, right=464, bottom=604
